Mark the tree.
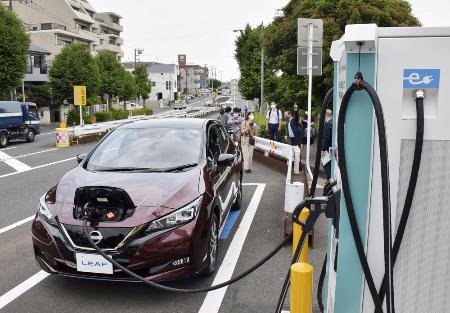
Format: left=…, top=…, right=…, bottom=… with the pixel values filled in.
left=118, top=70, right=137, bottom=108
left=49, top=44, right=100, bottom=103
left=234, top=24, right=277, bottom=102
left=261, top=0, right=420, bottom=110
left=208, top=79, right=222, bottom=89
left=0, top=5, right=30, bottom=99
left=133, top=64, right=150, bottom=105
left=96, top=51, right=125, bottom=101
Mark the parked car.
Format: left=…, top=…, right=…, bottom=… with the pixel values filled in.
left=173, top=101, right=187, bottom=110
left=0, top=101, right=40, bottom=148
left=32, top=119, right=243, bottom=281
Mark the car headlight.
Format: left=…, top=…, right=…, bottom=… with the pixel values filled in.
left=146, top=196, right=203, bottom=233
left=38, top=196, right=57, bottom=226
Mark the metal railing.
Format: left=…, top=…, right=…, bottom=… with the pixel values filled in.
left=254, top=136, right=303, bottom=213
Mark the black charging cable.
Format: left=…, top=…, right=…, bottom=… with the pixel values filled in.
left=82, top=219, right=292, bottom=293
left=337, top=73, right=394, bottom=313
left=376, top=90, right=424, bottom=308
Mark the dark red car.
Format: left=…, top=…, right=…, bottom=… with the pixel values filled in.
left=32, top=118, right=243, bottom=281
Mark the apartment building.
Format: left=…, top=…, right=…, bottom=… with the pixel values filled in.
left=5, top=0, right=124, bottom=61
left=178, top=55, right=209, bottom=95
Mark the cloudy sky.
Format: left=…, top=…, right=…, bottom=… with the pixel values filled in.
left=90, top=0, right=450, bottom=81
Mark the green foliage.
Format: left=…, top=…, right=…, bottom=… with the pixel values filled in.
left=94, top=108, right=153, bottom=122
left=66, top=107, right=91, bottom=126
left=96, top=51, right=125, bottom=100
left=235, top=0, right=420, bottom=112
left=0, top=5, right=30, bottom=98
left=133, top=64, right=150, bottom=101
left=26, top=83, right=51, bottom=107
left=118, top=71, right=137, bottom=103
left=49, top=44, right=100, bottom=103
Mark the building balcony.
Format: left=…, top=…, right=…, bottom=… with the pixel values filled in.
left=24, top=66, right=49, bottom=83
left=98, top=43, right=124, bottom=57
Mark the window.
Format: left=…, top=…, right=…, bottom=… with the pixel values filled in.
left=100, top=39, right=104, bottom=44
left=207, top=124, right=228, bottom=163
left=41, top=23, right=52, bottom=30
left=85, top=128, right=202, bottom=171
left=152, top=82, right=156, bottom=87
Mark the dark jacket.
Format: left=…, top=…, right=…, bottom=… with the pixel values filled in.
left=288, top=109, right=304, bottom=145
left=322, top=119, right=333, bottom=152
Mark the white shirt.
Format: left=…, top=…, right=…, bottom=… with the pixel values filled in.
left=266, top=108, right=282, bottom=125
left=288, top=118, right=294, bottom=138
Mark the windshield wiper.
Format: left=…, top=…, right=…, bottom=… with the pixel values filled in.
left=159, top=163, right=199, bottom=172
left=95, top=167, right=162, bottom=172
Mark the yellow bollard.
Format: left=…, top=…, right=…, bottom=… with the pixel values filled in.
left=293, top=208, right=310, bottom=262
left=55, top=127, right=70, bottom=148
left=290, top=262, right=313, bottom=313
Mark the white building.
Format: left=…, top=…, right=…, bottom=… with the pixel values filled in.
left=4, top=0, right=124, bottom=61
left=148, top=64, right=179, bottom=102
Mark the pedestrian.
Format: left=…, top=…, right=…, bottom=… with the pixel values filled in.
left=217, top=108, right=227, bottom=125
left=241, top=112, right=257, bottom=173
left=266, top=102, right=282, bottom=142
left=285, top=104, right=304, bottom=149
left=321, top=109, right=333, bottom=180
left=227, top=107, right=243, bottom=142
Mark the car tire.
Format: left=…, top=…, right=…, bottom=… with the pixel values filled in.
left=203, top=213, right=219, bottom=276
left=0, top=132, right=8, bottom=148
left=231, top=172, right=243, bottom=211
left=26, top=130, right=35, bottom=143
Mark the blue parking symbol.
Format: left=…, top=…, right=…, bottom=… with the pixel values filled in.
left=403, top=69, right=440, bottom=89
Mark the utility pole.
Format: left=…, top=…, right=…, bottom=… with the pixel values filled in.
left=260, top=21, right=264, bottom=114
left=9, top=0, right=12, bottom=10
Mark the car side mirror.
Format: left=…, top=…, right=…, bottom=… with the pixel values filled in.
left=217, top=154, right=234, bottom=167
left=76, top=153, right=87, bottom=164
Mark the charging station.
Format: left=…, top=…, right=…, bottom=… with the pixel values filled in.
left=323, top=24, right=450, bottom=313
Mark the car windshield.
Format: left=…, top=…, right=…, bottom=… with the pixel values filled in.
left=85, top=127, right=202, bottom=172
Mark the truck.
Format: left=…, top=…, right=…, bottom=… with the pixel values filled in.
left=0, top=101, right=41, bottom=148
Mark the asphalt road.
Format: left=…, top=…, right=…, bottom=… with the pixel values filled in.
left=0, top=117, right=327, bottom=313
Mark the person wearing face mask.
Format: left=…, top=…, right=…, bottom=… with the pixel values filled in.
left=227, top=107, right=243, bottom=142
left=241, top=112, right=257, bottom=173
left=265, top=102, right=282, bottom=142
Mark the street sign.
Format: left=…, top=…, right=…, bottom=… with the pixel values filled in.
left=297, top=47, right=323, bottom=76
left=103, top=93, right=110, bottom=101
left=74, top=86, right=87, bottom=106
left=298, top=18, right=323, bottom=48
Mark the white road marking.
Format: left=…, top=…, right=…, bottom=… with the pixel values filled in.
left=0, top=157, right=76, bottom=178
left=0, top=147, right=16, bottom=151
left=0, top=150, right=32, bottom=172
left=14, top=148, right=59, bottom=159
left=198, top=183, right=266, bottom=313
left=0, top=271, right=50, bottom=310
left=0, top=215, right=35, bottom=235
left=40, top=131, right=56, bottom=136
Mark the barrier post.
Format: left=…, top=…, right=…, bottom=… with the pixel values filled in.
left=55, top=127, right=70, bottom=148
left=293, top=208, right=310, bottom=262
left=290, top=262, right=313, bottom=313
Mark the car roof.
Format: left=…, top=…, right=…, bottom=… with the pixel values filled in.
left=119, top=118, right=213, bottom=130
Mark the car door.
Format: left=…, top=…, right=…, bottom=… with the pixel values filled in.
left=206, top=124, right=232, bottom=224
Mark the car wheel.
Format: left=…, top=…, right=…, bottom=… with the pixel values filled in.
left=203, top=213, right=219, bottom=276
left=231, top=172, right=243, bottom=211
left=0, top=132, right=8, bottom=148
left=26, top=130, right=35, bottom=143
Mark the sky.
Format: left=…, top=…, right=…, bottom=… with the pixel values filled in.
left=89, top=0, right=450, bottom=82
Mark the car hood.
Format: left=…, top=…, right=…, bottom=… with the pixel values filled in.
left=52, top=166, right=203, bottom=227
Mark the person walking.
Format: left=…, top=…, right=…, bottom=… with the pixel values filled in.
left=286, top=104, right=304, bottom=149
left=321, top=109, right=333, bottom=180
left=241, top=112, right=257, bottom=173
left=266, top=102, right=282, bottom=142
left=217, top=108, right=227, bottom=125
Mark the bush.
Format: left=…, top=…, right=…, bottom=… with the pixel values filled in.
left=67, top=108, right=91, bottom=126
left=94, top=108, right=153, bottom=122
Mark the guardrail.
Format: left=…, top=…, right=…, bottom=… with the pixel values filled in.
left=254, top=136, right=304, bottom=214
left=68, top=107, right=219, bottom=138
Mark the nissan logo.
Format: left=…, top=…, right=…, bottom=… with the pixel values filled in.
left=89, top=230, right=103, bottom=244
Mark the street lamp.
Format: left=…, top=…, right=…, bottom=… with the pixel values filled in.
left=234, top=24, right=264, bottom=114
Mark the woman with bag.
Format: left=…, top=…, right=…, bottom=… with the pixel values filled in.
left=241, top=112, right=257, bottom=174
